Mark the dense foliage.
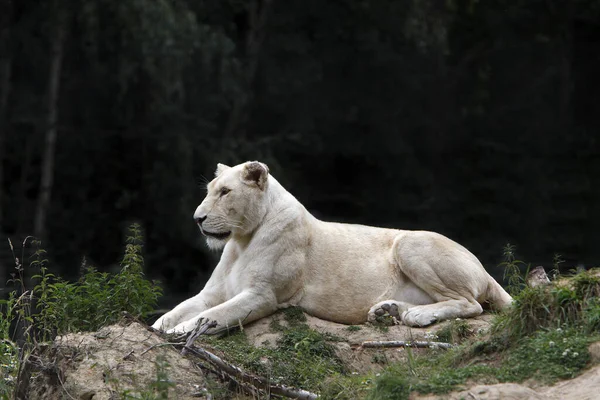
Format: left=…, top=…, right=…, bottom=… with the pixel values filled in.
left=1, top=0, right=599, bottom=305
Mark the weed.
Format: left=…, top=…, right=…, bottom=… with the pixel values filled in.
left=500, top=243, right=528, bottom=294
left=370, top=315, right=393, bottom=332
left=366, top=370, right=410, bottom=400
left=346, top=325, right=362, bottom=332
left=551, top=253, right=564, bottom=278
left=121, top=355, right=176, bottom=399
left=149, top=355, right=176, bottom=399
left=282, top=306, right=308, bottom=325
left=435, top=318, right=472, bottom=344
left=371, top=352, right=388, bottom=365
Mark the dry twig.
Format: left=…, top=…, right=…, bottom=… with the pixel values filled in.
left=181, top=319, right=218, bottom=356
left=140, top=342, right=184, bottom=356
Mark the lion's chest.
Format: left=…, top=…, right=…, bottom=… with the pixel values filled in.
left=220, top=243, right=304, bottom=302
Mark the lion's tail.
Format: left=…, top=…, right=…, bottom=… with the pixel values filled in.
left=485, top=277, right=513, bottom=310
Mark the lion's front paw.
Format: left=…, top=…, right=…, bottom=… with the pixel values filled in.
left=167, top=316, right=220, bottom=335
left=401, top=307, right=438, bottom=327
left=152, top=312, right=184, bottom=332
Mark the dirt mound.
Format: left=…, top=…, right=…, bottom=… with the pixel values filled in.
left=24, top=321, right=206, bottom=399
left=18, top=313, right=600, bottom=399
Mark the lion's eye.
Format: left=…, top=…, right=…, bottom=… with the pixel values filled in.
left=219, top=187, right=231, bottom=197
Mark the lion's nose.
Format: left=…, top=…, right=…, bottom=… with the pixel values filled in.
left=195, top=215, right=206, bottom=225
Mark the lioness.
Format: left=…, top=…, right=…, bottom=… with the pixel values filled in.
left=153, top=161, right=512, bottom=334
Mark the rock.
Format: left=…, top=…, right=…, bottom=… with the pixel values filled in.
left=527, top=266, right=551, bottom=288
left=589, top=341, right=600, bottom=364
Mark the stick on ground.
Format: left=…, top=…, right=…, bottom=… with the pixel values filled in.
left=362, top=340, right=454, bottom=349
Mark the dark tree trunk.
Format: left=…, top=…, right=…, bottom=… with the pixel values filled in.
left=34, top=9, right=68, bottom=239
left=0, top=0, right=13, bottom=233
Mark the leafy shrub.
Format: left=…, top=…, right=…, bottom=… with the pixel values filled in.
left=33, top=223, right=162, bottom=334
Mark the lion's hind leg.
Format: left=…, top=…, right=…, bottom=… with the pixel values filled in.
left=401, top=299, right=482, bottom=327
left=367, top=300, right=413, bottom=324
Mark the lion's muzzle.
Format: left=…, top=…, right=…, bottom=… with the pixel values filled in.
left=195, top=215, right=231, bottom=239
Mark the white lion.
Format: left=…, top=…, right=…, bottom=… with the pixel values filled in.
left=152, top=161, right=512, bottom=334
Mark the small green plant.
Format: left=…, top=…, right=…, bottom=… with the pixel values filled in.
left=500, top=243, right=528, bottom=294
left=346, top=325, right=362, bottom=332
left=148, top=355, right=176, bottom=399
left=366, top=370, right=410, bottom=400
left=282, top=306, right=308, bottom=325
left=435, top=318, right=472, bottom=344
left=371, top=352, right=388, bottom=365
left=551, top=253, right=565, bottom=278
left=370, top=315, right=393, bottom=332
left=121, top=355, right=176, bottom=399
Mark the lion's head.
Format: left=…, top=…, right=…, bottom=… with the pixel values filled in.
left=194, top=161, right=270, bottom=249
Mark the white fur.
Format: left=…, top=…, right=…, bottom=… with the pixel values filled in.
left=152, top=161, right=512, bottom=334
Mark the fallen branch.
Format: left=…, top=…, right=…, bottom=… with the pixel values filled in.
left=181, top=319, right=218, bottom=356
left=185, top=344, right=318, bottom=400
left=361, top=340, right=454, bottom=350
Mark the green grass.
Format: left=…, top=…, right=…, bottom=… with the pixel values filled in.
left=198, top=309, right=345, bottom=395
left=365, top=325, right=595, bottom=397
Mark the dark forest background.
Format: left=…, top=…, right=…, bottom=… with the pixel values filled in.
left=1, top=0, right=599, bottom=307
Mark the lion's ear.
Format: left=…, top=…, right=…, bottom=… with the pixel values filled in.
left=215, top=163, right=231, bottom=177
left=241, top=161, right=269, bottom=190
